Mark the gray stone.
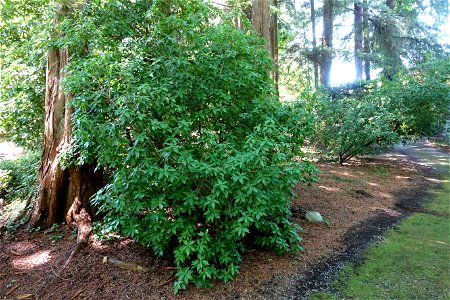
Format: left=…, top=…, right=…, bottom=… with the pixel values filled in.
left=305, top=211, right=323, bottom=223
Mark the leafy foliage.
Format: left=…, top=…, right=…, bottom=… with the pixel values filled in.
left=0, top=0, right=50, bottom=149
left=306, top=57, right=449, bottom=163
left=310, top=82, right=400, bottom=163
left=61, top=0, right=317, bottom=291
left=0, top=151, right=40, bottom=203
left=388, top=58, right=450, bottom=136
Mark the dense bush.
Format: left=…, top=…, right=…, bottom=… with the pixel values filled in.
left=389, top=58, right=450, bottom=136
left=0, top=151, right=40, bottom=203
left=306, top=57, right=449, bottom=163
left=310, top=82, right=400, bottom=163
left=62, top=0, right=317, bottom=292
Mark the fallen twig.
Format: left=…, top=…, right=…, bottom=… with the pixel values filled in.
left=59, top=240, right=86, bottom=274
left=16, top=294, right=33, bottom=299
left=157, top=275, right=176, bottom=288
left=4, top=283, right=20, bottom=298
left=103, top=256, right=149, bottom=272
left=70, top=289, right=83, bottom=300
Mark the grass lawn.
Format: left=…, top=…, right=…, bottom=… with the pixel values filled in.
left=310, top=181, right=450, bottom=300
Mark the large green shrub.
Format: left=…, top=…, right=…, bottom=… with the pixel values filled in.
left=62, top=0, right=316, bottom=292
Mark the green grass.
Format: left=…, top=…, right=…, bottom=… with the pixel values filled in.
left=423, top=182, right=450, bottom=216
left=310, top=182, right=450, bottom=300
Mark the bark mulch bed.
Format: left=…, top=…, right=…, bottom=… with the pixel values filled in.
left=0, top=152, right=433, bottom=300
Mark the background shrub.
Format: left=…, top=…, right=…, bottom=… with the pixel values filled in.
left=390, top=58, right=450, bottom=137
left=0, top=2, right=48, bottom=150
left=0, top=151, right=40, bottom=203
left=307, top=82, right=400, bottom=163
left=305, top=58, right=449, bottom=163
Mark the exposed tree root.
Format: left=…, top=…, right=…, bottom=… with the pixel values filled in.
left=56, top=205, right=93, bottom=277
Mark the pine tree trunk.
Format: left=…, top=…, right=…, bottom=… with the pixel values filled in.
left=320, top=0, right=334, bottom=87
left=310, top=0, right=319, bottom=87
left=363, top=0, right=371, bottom=80
left=29, top=2, right=102, bottom=243
left=252, top=0, right=279, bottom=89
left=382, top=0, right=401, bottom=79
left=354, top=1, right=363, bottom=80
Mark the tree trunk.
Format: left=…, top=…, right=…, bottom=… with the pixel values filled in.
left=381, top=0, right=401, bottom=79
left=310, top=0, right=319, bottom=87
left=354, top=1, right=363, bottom=81
left=386, top=0, right=394, bottom=9
left=320, top=0, right=334, bottom=87
left=363, top=0, right=371, bottom=80
left=252, top=0, right=279, bottom=90
left=270, top=0, right=279, bottom=92
left=29, top=2, right=102, bottom=242
left=252, top=0, right=271, bottom=54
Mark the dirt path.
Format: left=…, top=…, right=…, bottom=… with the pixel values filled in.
left=394, top=140, right=450, bottom=175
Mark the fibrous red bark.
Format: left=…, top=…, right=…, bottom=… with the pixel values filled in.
left=310, top=0, right=319, bottom=86
left=252, top=0, right=271, bottom=54
left=29, top=4, right=102, bottom=242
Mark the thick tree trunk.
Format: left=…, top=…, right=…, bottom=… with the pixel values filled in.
left=354, top=1, right=363, bottom=81
left=363, top=0, right=371, bottom=80
left=252, top=0, right=279, bottom=90
left=252, top=0, right=271, bottom=54
left=310, top=0, right=319, bottom=87
left=29, top=3, right=102, bottom=241
left=320, top=0, right=334, bottom=87
left=29, top=47, right=102, bottom=233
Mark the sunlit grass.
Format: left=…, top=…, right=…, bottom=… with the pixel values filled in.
left=423, top=181, right=450, bottom=216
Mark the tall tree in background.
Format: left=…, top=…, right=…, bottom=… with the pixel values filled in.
left=375, top=0, right=402, bottom=79
left=252, top=0, right=271, bottom=53
left=29, top=1, right=103, bottom=243
left=354, top=0, right=363, bottom=80
left=363, top=0, right=371, bottom=80
left=251, top=0, right=279, bottom=90
left=310, top=0, right=319, bottom=86
left=320, top=0, right=334, bottom=86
